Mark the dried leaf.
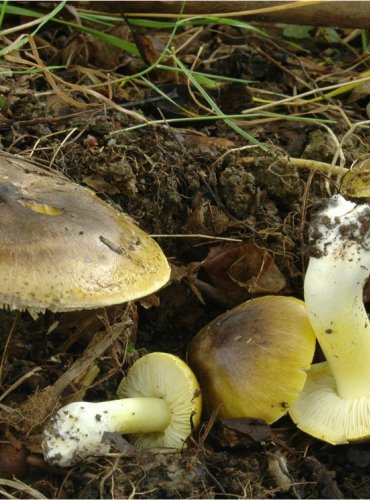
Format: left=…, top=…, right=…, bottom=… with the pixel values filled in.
left=0, top=442, right=30, bottom=479
left=184, top=202, right=232, bottom=235
left=132, top=32, right=161, bottom=66
left=182, top=133, right=235, bottom=149
left=201, top=242, right=286, bottom=305
left=138, top=293, right=160, bottom=309
left=83, top=174, right=121, bottom=195
left=212, top=417, right=271, bottom=449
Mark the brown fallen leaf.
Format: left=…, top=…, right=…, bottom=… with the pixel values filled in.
left=211, top=417, right=271, bottom=449
left=131, top=31, right=162, bottom=67
left=184, top=201, right=232, bottom=236
left=83, top=174, right=121, bottom=195
left=0, top=442, right=30, bottom=479
left=201, top=242, right=287, bottom=305
left=138, top=293, right=160, bottom=309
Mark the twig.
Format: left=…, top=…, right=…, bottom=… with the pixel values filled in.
left=237, top=156, right=348, bottom=177
left=51, top=310, right=133, bottom=397
left=0, top=312, right=20, bottom=388
left=150, top=234, right=242, bottom=242
left=0, top=479, right=46, bottom=499
left=0, top=367, right=43, bottom=402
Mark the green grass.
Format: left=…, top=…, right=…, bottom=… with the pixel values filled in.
left=116, top=112, right=335, bottom=134
left=0, top=0, right=7, bottom=30
left=0, top=1, right=67, bottom=56
left=0, top=1, right=354, bottom=146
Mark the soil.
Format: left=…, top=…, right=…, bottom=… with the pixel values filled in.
left=1, top=6, right=370, bottom=498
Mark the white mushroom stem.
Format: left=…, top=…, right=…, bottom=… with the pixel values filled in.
left=304, top=194, right=370, bottom=399
left=43, top=398, right=171, bottom=467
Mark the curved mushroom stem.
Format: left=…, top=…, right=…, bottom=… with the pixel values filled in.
left=304, top=195, right=370, bottom=399
left=42, top=398, right=171, bottom=467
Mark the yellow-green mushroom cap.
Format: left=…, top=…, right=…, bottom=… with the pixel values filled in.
left=117, top=352, right=202, bottom=449
left=0, top=152, right=170, bottom=313
left=187, top=295, right=316, bottom=424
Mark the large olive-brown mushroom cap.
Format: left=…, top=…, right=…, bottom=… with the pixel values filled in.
left=188, top=295, right=316, bottom=424
left=0, top=152, right=170, bottom=312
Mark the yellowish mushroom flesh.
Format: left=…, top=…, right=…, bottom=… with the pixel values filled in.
left=187, top=295, right=316, bottom=424
left=0, top=152, right=171, bottom=312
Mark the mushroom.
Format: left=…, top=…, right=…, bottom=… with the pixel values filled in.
left=289, top=194, right=370, bottom=444
left=42, top=352, right=202, bottom=467
left=187, top=295, right=316, bottom=424
left=0, top=152, right=170, bottom=313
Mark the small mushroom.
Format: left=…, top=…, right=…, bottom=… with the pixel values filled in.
left=289, top=195, right=370, bottom=444
left=187, top=295, right=316, bottom=424
left=0, top=152, right=170, bottom=313
left=42, top=352, right=202, bottom=467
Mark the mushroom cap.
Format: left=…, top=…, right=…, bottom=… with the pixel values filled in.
left=117, top=352, right=202, bottom=449
left=187, top=295, right=316, bottom=424
left=289, top=362, right=370, bottom=444
left=0, top=152, right=170, bottom=312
